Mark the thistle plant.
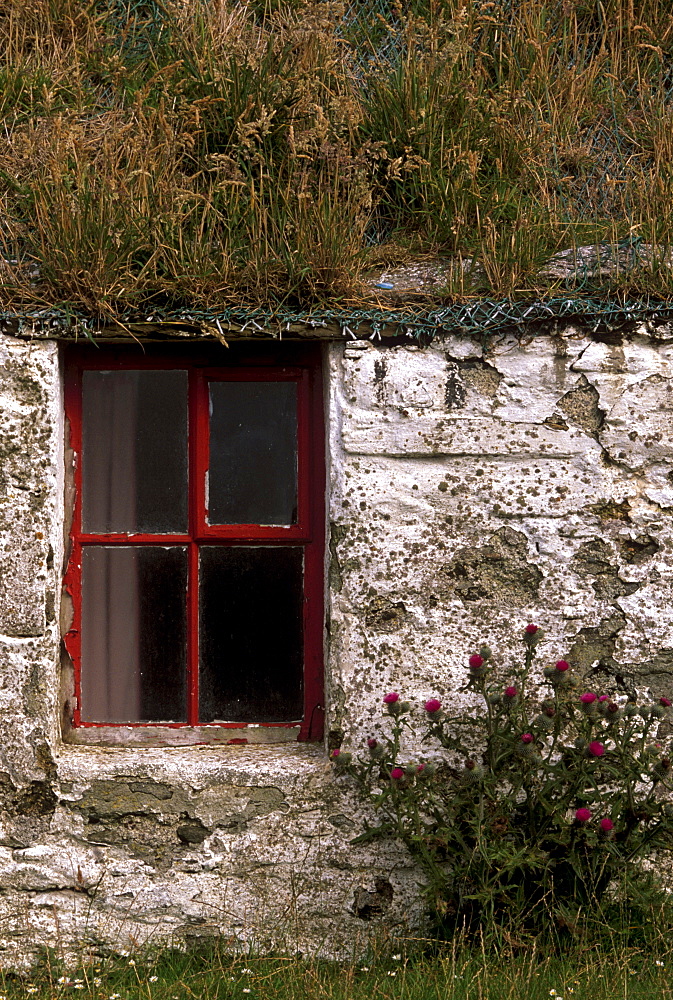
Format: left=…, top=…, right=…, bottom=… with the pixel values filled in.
left=333, top=626, right=673, bottom=946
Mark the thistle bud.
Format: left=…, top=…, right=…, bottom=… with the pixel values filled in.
left=462, top=759, right=484, bottom=783
left=516, top=733, right=538, bottom=759
left=523, top=624, right=541, bottom=645
left=639, top=706, right=651, bottom=720
left=533, top=712, right=554, bottom=732
left=468, top=654, right=488, bottom=678
left=579, top=692, right=598, bottom=714
left=383, top=692, right=401, bottom=716
left=650, top=705, right=665, bottom=720
left=624, top=703, right=639, bottom=718
left=424, top=699, right=442, bottom=715
left=654, top=758, right=672, bottom=780
left=606, top=702, right=622, bottom=722
left=479, top=645, right=492, bottom=661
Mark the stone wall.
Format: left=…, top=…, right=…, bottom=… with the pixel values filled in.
left=1, top=325, right=673, bottom=965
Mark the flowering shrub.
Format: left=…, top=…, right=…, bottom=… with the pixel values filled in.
left=333, top=627, right=673, bottom=945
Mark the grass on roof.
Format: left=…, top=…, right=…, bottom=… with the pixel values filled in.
left=1, top=0, right=673, bottom=320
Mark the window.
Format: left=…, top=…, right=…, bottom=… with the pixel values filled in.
left=62, top=344, right=325, bottom=746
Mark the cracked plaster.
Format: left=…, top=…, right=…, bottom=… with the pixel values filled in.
left=0, top=327, right=673, bottom=965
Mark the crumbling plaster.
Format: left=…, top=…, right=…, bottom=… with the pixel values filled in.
left=0, top=325, right=673, bottom=965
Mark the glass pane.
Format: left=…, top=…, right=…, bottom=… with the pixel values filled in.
left=82, top=370, right=188, bottom=533
left=81, top=546, right=188, bottom=723
left=199, top=546, right=303, bottom=723
left=208, top=381, right=297, bottom=525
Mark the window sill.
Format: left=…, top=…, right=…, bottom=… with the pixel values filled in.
left=55, top=740, right=327, bottom=786
left=65, top=724, right=301, bottom=748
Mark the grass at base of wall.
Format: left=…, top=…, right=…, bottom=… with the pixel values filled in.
left=3, top=939, right=673, bottom=1000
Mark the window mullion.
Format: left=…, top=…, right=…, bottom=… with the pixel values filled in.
left=187, top=540, right=200, bottom=726
left=187, top=369, right=202, bottom=726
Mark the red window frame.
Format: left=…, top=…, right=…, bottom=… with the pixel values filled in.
left=62, top=342, right=325, bottom=744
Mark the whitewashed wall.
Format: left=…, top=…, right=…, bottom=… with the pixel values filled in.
left=0, top=325, right=672, bottom=965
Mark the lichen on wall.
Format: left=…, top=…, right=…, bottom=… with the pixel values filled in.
left=1, top=324, right=673, bottom=966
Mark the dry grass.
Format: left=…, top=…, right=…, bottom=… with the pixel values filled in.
left=1, top=0, right=673, bottom=318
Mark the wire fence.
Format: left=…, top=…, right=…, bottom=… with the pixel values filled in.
left=7, top=291, right=673, bottom=342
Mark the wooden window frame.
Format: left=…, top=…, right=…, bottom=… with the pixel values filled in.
left=62, top=342, right=325, bottom=747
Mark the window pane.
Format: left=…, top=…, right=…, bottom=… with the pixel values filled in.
left=82, top=370, right=188, bottom=533
left=81, top=546, right=188, bottom=723
left=199, top=546, right=303, bottom=722
left=208, top=381, right=297, bottom=525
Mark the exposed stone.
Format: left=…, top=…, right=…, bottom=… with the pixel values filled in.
left=567, top=611, right=627, bottom=676
left=176, top=820, right=210, bottom=845
left=353, top=878, right=394, bottom=920
left=365, top=597, right=408, bottom=633
left=572, top=539, right=640, bottom=600
left=557, top=376, right=603, bottom=437
left=442, top=527, right=543, bottom=605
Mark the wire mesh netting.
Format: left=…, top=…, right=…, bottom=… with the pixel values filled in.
left=7, top=290, right=673, bottom=342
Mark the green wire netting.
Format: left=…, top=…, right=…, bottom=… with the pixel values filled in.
left=6, top=292, right=673, bottom=342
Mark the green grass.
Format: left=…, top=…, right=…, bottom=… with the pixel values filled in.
left=3, top=942, right=673, bottom=1000
left=2, top=0, right=673, bottom=317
